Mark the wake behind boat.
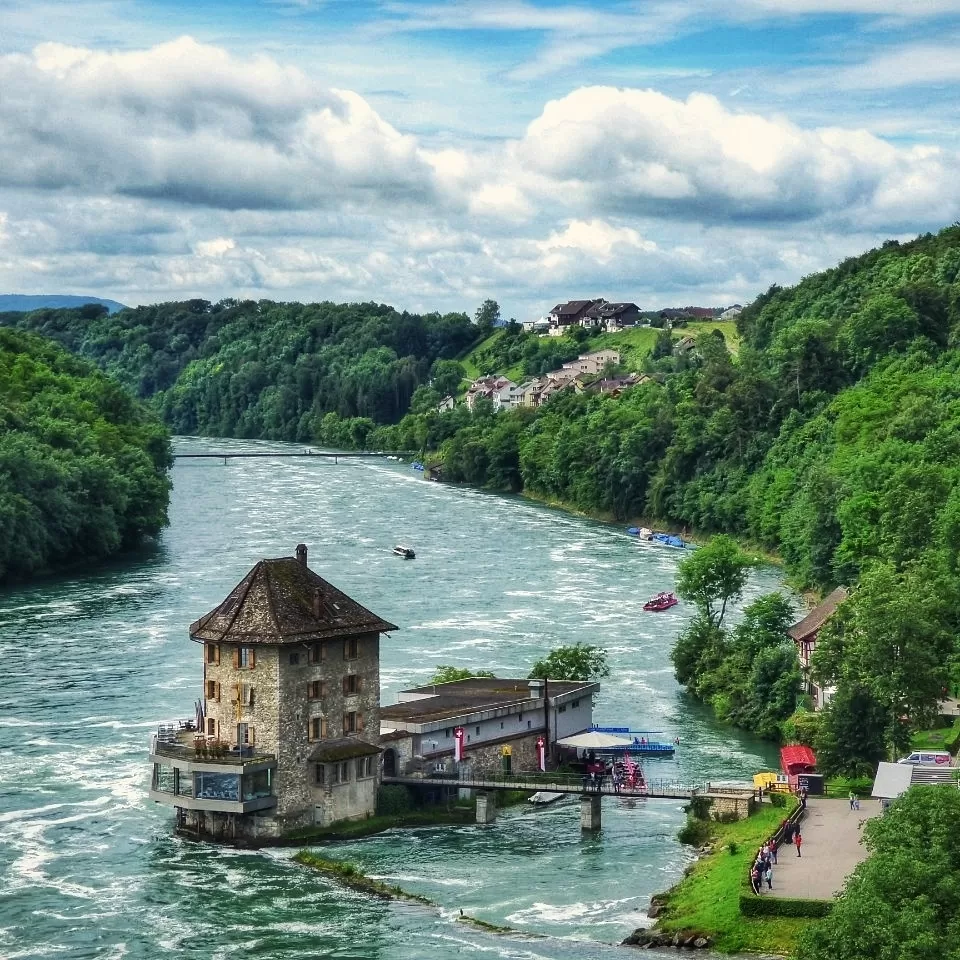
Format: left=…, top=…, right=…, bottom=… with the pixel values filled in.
left=393, top=545, right=416, bottom=559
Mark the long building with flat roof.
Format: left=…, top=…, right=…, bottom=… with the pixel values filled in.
left=380, top=677, right=599, bottom=777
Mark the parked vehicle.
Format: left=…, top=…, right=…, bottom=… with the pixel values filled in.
left=897, top=751, right=953, bottom=765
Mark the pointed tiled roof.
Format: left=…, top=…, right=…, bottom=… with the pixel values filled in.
left=787, top=586, right=849, bottom=643
left=190, top=555, right=398, bottom=645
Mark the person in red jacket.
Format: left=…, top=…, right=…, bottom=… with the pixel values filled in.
left=794, top=830, right=802, bottom=857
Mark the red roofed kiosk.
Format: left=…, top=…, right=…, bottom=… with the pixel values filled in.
left=780, top=744, right=823, bottom=795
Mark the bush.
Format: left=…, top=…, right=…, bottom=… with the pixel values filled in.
left=727, top=842, right=739, bottom=855
left=769, top=792, right=787, bottom=807
left=678, top=817, right=713, bottom=846
left=739, top=894, right=833, bottom=918
left=687, top=796, right=713, bottom=820
left=781, top=709, right=823, bottom=746
left=376, top=785, right=413, bottom=816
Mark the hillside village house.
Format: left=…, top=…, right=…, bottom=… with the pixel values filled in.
left=584, top=301, right=641, bottom=331
left=548, top=299, right=603, bottom=332
left=380, top=677, right=599, bottom=776
left=788, top=586, right=848, bottom=710
left=149, top=544, right=397, bottom=842
left=562, top=349, right=620, bottom=376
left=465, top=375, right=518, bottom=411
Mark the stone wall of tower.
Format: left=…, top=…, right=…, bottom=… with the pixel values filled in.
left=275, top=630, right=382, bottom=829
left=202, top=641, right=280, bottom=759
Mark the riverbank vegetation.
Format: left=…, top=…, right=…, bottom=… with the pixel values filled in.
left=0, top=327, right=171, bottom=584
left=654, top=799, right=808, bottom=953
left=671, top=537, right=802, bottom=740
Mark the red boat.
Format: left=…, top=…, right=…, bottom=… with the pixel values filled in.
left=644, top=592, right=678, bottom=612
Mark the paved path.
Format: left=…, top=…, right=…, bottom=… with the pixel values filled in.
left=765, top=797, right=881, bottom=900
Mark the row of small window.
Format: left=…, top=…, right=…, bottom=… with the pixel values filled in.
left=308, top=712, right=365, bottom=740
left=205, top=639, right=362, bottom=667
left=204, top=676, right=363, bottom=704
left=316, top=756, right=375, bottom=786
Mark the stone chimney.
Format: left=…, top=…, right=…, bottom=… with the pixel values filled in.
left=528, top=679, right=545, bottom=700
left=313, top=588, right=324, bottom=619
left=296, top=543, right=308, bottom=566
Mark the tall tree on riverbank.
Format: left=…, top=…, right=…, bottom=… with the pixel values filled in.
left=676, top=535, right=756, bottom=629
left=812, top=562, right=957, bottom=755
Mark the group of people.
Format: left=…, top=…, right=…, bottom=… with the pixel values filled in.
left=750, top=819, right=804, bottom=895
left=749, top=841, right=776, bottom=894
left=581, top=760, right=641, bottom=793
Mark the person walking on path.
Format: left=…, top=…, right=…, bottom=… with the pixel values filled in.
left=794, top=830, right=803, bottom=857
left=770, top=840, right=778, bottom=864
left=764, top=863, right=773, bottom=890
left=849, top=791, right=856, bottom=810
left=750, top=866, right=761, bottom=896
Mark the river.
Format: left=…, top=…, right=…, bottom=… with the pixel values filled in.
left=0, top=438, right=785, bottom=959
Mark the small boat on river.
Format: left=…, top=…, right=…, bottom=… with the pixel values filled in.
left=393, top=545, right=416, bottom=559
left=652, top=533, right=687, bottom=548
left=626, top=526, right=653, bottom=540
left=644, top=592, right=678, bottom=612
left=528, top=791, right=563, bottom=805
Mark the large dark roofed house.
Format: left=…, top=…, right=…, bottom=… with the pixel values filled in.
left=549, top=299, right=604, bottom=327
left=150, top=544, right=397, bottom=842
left=788, top=586, right=848, bottom=711
left=585, top=301, right=641, bottom=330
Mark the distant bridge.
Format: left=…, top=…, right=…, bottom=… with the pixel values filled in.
left=173, top=450, right=420, bottom=461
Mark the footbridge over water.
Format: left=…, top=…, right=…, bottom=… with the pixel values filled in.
left=382, top=771, right=735, bottom=831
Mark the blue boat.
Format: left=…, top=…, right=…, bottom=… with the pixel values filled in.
left=653, top=533, right=686, bottom=548
left=411, top=461, right=425, bottom=471
left=591, top=726, right=677, bottom=757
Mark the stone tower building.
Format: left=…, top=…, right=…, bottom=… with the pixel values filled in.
left=149, top=544, right=397, bottom=842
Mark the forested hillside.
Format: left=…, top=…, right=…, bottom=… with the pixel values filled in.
left=0, top=328, right=171, bottom=583
left=3, top=299, right=478, bottom=439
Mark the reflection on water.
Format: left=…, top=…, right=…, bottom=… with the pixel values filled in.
left=0, top=438, right=787, bottom=958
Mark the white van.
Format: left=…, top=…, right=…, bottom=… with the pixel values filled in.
left=897, top=751, right=953, bottom=766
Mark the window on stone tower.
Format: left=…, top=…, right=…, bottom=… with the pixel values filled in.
left=206, top=643, right=220, bottom=665
left=236, top=646, right=255, bottom=669
left=205, top=680, right=220, bottom=702
left=342, top=675, right=361, bottom=695
left=315, top=763, right=325, bottom=786
left=344, top=711, right=364, bottom=735
left=240, top=683, right=253, bottom=707
left=310, top=642, right=326, bottom=664
left=206, top=718, right=217, bottom=737
left=309, top=717, right=328, bottom=741
left=289, top=651, right=300, bottom=666
left=356, top=756, right=374, bottom=779
left=308, top=680, right=326, bottom=700
left=343, top=637, right=359, bottom=660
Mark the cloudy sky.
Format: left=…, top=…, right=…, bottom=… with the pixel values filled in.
left=2, top=0, right=960, bottom=318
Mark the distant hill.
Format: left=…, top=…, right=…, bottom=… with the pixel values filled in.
left=0, top=295, right=126, bottom=314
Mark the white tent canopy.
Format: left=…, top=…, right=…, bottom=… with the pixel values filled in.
left=556, top=731, right=633, bottom=749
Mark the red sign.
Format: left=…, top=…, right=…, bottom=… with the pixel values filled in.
left=454, top=726, right=465, bottom=762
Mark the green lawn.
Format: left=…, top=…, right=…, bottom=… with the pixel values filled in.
left=911, top=718, right=960, bottom=752
left=658, top=800, right=811, bottom=953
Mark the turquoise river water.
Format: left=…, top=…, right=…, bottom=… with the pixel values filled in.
left=0, top=438, right=786, bottom=959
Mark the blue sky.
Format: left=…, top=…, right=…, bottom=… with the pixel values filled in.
left=1, top=0, right=960, bottom=315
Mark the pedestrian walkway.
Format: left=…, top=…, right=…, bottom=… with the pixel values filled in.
left=766, top=797, right=880, bottom=900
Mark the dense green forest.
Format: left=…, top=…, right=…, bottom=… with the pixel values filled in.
left=0, top=327, right=171, bottom=583
left=6, top=227, right=960, bottom=750
left=2, top=299, right=479, bottom=439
